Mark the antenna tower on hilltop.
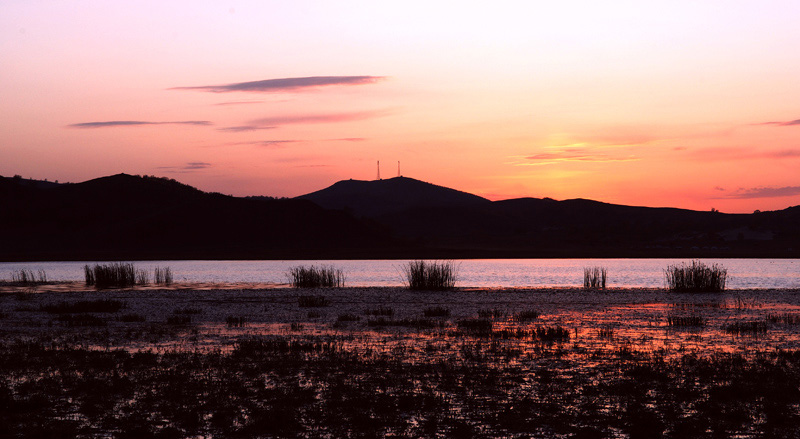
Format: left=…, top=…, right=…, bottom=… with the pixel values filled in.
left=377, top=161, right=381, bottom=180
left=398, top=161, right=401, bottom=177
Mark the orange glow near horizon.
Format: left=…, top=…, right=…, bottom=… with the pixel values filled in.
left=2, top=1, right=800, bottom=213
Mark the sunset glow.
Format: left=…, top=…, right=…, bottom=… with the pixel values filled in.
left=3, top=1, right=800, bottom=212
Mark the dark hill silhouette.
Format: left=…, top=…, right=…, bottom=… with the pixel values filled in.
left=297, top=177, right=799, bottom=258
left=2, top=173, right=798, bottom=260
left=0, top=174, right=395, bottom=261
left=299, top=176, right=491, bottom=217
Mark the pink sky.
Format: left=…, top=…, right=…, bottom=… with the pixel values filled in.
left=2, top=1, right=800, bottom=213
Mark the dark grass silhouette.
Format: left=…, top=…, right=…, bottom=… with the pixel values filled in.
left=289, top=266, right=344, bottom=288
left=154, top=267, right=173, bottom=285
left=403, top=260, right=456, bottom=290
left=583, top=266, right=607, bottom=290
left=665, top=260, right=727, bottom=292
left=84, top=263, right=147, bottom=289
left=9, top=269, right=47, bottom=285
left=667, top=314, right=705, bottom=327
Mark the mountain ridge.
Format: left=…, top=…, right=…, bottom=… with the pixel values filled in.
left=2, top=173, right=799, bottom=260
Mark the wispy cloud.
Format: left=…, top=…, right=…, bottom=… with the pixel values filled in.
left=759, top=119, right=800, bottom=127
left=250, top=109, right=389, bottom=127
left=718, top=186, right=800, bottom=199
left=683, top=147, right=800, bottom=161
left=157, top=162, right=212, bottom=173
left=170, top=76, right=386, bottom=93
left=69, top=120, right=211, bottom=129
left=256, top=140, right=300, bottom=149
left=514, top=147, right=639, bottom=166
left=224, top=140, right=301, bottom=149
left=217, top=125, right=277, bottom=132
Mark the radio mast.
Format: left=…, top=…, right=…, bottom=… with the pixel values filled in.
left=397, top=161, right=401, bottom=177
left=377, top=161, right=381, bottom=180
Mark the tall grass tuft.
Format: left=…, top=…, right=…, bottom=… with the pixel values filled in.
left=84, top=263, right=149, bottom=289
left=583, top=266, right=607, bottom=290
left=289, top=265, right=344, bottom=288
left=154, top=267, right=173, bottom=285
left=664, top=260, right=727, bottom=292
left=403, top=260, right=457, bottom=290
left=666, top=314, right=705, bottom=327
left=135, top=269, right=149, bottom=285
left=10, top=269, right=47, bottom=285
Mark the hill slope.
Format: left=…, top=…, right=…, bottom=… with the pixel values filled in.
left=0, top=174, right=394, bottom=261
left=298, top=176, right=491, bottom=217
left=2, top=173, right=798, bottom=259
left=298, top=178, right=800, bottom=257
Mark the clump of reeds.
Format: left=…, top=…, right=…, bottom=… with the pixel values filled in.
left=423, top=306, right=450, bottom=317
left=598, top=328, right=614, bottom=338
left=670, top=302, right=725, bottom=310
left=533, top=326, right=571, bottom=342
left=767, top=313, right=800, bottom=325
left=513, top=310, right=541, bottom=322
left=478, top=308, right=506, bottom=319
left=154, top=267, right=173, bottom=285
left=10, top=269, right=47, bottom=285
left=403, top=260, right=457, bottom=290
left=583, top=266, right=607, bottom=290
left=135, top=268, right=149, bottom=285
left=226, top=316, right=248, bottom=328
left=666, top=314, right=705, bottom=327
left=298, top=295, right=330, bottom=308
left=84, top=263, right=148, bottom=288
left=724, top=320, right=767, bottom=335
left=664, top=260, right=727, bottom=292
left=288, top=265, right=344, bottom=288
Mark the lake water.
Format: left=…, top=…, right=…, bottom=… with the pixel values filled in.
left=2, top=259, right=799, bottom=289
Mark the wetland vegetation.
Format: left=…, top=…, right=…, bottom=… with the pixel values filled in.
left=2, top=260, right=800, bottom=437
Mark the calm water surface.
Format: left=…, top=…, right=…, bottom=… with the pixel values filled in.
left=2, top=259, right=799, bottom=289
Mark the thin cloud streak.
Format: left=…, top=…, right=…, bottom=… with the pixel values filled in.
left=69, top=120, right=211, bottom=129
left=170, top=76, right=386, bottom=93
left=719, top=186, right=800, bottom=199
left=684, top=147, right=800, bottom=160
left=250, top=109, right=389, bottom=126
left=516, top=148, right=639, bottom=165
left=218, top=125, right=277, bottom=132
left=224, top=140, right=301, bottom=149
left=157, top=162, right=213, bottom=173
left=759, top=119, right=800, bottom=127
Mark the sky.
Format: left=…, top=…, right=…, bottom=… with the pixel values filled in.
left=2, top=1, right=800, bottom=213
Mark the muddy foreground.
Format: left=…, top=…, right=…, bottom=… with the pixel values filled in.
left=2, top=285, right=800, bottom=437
